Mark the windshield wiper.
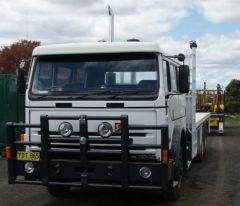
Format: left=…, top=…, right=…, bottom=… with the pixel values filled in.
left=32, top=90, right=110, bottom=99
left=94, top=89, right=158, bottom=99
left=34, top=94, right=89, bottom=99
left=32, top=89, right=158, bottom=99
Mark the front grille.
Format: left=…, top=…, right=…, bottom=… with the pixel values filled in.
left=36, top=121, right=149, bottom=161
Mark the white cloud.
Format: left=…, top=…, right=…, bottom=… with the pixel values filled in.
left=1, top=0, right=239, bottom=45
left=156, top=31, right=240, bottom=89
left=0, top=0, right=240, bottom=89
left=109, top=0, right=191, bottom=41
left=196, top=0, right=240, bottom=23
left=0, top=0, right=193, bottom=45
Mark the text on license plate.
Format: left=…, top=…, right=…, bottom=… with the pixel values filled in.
left=16, top=152, right=40, bottom=161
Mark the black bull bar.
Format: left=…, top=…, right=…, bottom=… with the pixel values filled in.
left=6, top=115, right=173, bottom=191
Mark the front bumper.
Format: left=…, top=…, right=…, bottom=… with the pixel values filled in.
left=14, top=160, right=173, bottom=190
left=6, top=115, right=173, bottom=191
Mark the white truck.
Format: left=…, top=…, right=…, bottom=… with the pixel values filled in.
left=6, top=40, right=210, bottom=201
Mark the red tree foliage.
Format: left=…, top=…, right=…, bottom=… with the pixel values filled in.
left=0, top=40, right=40, bottom=74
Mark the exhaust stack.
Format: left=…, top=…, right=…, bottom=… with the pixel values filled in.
left=190, top=40, right=198, bottom=145
left=108, top=5, right=114, bottom=42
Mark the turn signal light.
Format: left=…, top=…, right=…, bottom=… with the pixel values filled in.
left=19, top=134, right=24, bottom=142
left=162, top=149, right=169, bottom=165
left=5, top=146, right=12, bottom=160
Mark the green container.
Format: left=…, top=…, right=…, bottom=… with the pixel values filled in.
left=0, top=74, right=25, bottom=154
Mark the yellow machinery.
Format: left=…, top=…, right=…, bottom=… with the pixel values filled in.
left=196, top=83, right=224, bottom=134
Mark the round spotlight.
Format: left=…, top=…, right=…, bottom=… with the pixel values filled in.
left=58, top=122, right=73, bottom=137
left=139, top=167, right=152, bottom=179
left=24, top=162, right=35, bottom=174
left=80, top=136, right=87, bottom=145
left=98, top=122, right=113, bottom=138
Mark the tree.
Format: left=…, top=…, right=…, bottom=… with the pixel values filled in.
left=0, top=40, right=40, bottom=74
left=225, top=79, right=240, bottom=113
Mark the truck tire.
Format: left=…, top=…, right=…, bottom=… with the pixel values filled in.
left=47, top=186, right=70, bottom=197
left=166, top=143, right=184, bottom=201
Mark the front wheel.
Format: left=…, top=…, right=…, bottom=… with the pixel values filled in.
left=166, top=181, right=181, bottom=201
left=166, top=146, right=184, bottom=201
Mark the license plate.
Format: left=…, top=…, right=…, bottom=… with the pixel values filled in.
left=16, top=152, right=40, bottom=161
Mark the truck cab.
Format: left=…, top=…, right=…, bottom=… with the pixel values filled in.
left=7, top=42, right=198, bottom=201
left=27, top=42, right=187, bottom=157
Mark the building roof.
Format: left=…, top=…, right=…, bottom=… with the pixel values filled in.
left=32, top=42, right=164, bottom=56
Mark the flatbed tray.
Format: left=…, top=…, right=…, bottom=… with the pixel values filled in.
left=196, top=112, right=211, bottom=128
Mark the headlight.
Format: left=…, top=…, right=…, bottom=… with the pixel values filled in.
left=58, top=122, right=73, bottom=137
left=98, top=122, right=113, bottom=138
left=24, top=162, right=35, bottom=174
left=139, top=166, right=152, bottom=179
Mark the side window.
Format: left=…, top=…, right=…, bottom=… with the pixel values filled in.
left=163, top=60, right=171, bottom=92
left=169, top=64, right=177, bottom=92
left=112, top=71, right=157, bottom=85
left=115, top=72, right=132, bottom=84
left=175, top=66, right=179, bottom=91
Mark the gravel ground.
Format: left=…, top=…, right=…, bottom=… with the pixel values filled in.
left=0, top=126, right=240, bottom=206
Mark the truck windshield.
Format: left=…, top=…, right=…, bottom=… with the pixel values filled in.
left=30, top=52, right=159, bottom=100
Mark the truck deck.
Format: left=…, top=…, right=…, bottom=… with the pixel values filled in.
left=196, top=113, right=210, bottom=128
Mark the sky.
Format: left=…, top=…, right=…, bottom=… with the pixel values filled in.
left=0, top=0, right=240, bottom=89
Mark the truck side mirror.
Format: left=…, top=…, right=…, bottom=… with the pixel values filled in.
left=179, top=65, right=190, bottom=93
left=17, top=60, right=26, bottom=94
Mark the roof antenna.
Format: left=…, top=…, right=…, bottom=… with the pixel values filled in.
left=108, top=5, right=114, bottom=42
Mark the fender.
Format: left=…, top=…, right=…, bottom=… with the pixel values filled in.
left=170, top=126, right=188, bottom=169
left=167, top=126, right=187, bottom=200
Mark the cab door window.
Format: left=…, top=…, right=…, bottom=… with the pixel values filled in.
left=163, top=60, right=171, bottom=92
left=169, top=64, right=178, bottom=92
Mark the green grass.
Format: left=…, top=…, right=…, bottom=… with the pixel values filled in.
left=225, top=114, right=240, bottom=126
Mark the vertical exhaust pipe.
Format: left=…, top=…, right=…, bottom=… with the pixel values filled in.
left=190, top=40, right=198, bottom=143
left=108, top=5, right=114, bottom=42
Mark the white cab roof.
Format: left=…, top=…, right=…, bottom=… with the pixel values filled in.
left=32, top=42, right=164, bottom=56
